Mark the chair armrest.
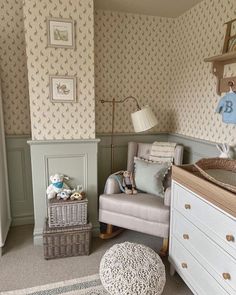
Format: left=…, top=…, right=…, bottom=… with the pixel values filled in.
left=104, top=175, right=122, bottom=195
left=164, top=187, right=171, bottom=207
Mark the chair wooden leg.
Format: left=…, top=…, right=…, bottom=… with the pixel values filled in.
left=159, top=238, right=169, bottom=257
left=99, top=224, right=124, bottom=240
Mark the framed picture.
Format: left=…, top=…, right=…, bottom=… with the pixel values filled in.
left=49, top=76, right=76, bottom=103
left=222, top=18, right=236, bottom=53
left=47, top=17, right=75, bottom=48
left=228, top=37, right=236, bottom=52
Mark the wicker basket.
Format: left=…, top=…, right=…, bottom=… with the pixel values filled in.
left=194, top=158, right=236, bottom=193
left=43, top=219, right=92, bottom=259
left=48, top=198, right=88, bottom=228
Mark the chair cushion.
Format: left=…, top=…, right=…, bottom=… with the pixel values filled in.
left=134, top=157, right=170, bottom=197
left=127, top=142, right=184, bottom=172
left=99, top=193, right=169, bottom=224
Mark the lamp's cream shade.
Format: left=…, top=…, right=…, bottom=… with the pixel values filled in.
left=131, top=106, right=157, bottom=132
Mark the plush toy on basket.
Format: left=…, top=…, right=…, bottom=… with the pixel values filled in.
left=70, top=191, right=85, bottom=201
left=46, top=174, right=85, bottom=201
left=46, top=174, right=70, bottom=200
left=57, top=189, right=75, bottom=201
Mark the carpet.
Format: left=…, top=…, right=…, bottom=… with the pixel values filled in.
left=0, top=274, right=108, bottom=295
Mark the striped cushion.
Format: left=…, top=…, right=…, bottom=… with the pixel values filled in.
left=149, top=142, right=176, bottom=163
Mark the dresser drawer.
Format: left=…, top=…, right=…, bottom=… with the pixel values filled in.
left=170, top=237, right=229, bottom=295
left=173, top=182, right=236, bottom=257
left=173, top=210, right=236, bottom=293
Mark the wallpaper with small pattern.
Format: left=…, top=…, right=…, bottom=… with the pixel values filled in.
left=170, top=0, right=236, bottom=145
left=95, top=10, right=174, bottom=134
left=0, top=0, right=236, bottom=143
left=95, top=0, right=236, bottom=145
left=23, top=0, right=95, bottom=140
left=0, top=0, right=31, bottom=135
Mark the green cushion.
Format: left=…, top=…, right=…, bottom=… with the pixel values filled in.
left=134, top=157, right=170, bottom=197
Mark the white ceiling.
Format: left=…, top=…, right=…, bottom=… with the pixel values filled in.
left=94, top=0, right=203, bottom=18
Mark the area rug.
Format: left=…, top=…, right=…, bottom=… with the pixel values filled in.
left=0, top=274, right=108, bottom=295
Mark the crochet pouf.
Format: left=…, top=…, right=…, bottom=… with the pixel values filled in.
left=99, top=242, right=166, bottom=295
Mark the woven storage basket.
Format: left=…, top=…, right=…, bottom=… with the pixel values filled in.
left=194, top=158, right=236, bottom=193
left=48, top=198, right=88, bottom=228
left=43, top=219, right=92, bottom=259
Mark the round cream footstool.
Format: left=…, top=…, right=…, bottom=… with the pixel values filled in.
left=99, top=242, right=166, bottom=295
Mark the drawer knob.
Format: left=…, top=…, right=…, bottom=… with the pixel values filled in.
left=185, top=204, right=191, bottom=210
left=222, top=273, right=231, bottom=280
left=183, top=234, right=189, bottom=240
left=226, top=235, right=234, bottom=242
left=181, top=263, right=188, bottom=269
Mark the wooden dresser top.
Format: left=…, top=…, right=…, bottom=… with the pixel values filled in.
left=172, top=165, right=236, bottom=218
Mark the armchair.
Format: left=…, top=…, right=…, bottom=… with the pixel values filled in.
left=99, top=141, right=184, bottom=255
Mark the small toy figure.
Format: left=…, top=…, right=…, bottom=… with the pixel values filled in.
left=216, top=143, right=234, bottom=159
left=122, top=171, right=137, bottom=195
left=57, top=189, right=74, bottom=201
left=46, top=173, right=70, bottom=200
left=70, top=191, right=85, bottom=201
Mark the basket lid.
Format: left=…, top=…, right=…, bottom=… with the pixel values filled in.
left=49, top=198, right=88, bottom=205
left=43, top=219, right=92, bottom=233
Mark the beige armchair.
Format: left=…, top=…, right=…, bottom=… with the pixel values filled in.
left=99, top=141, right=184, bottom=255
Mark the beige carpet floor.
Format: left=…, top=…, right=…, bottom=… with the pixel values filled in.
left=0, top=225, right=193, bottom=294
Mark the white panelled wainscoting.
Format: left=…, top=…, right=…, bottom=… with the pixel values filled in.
left=5, top=133, right=226, bottom=240
left=6, top=136, right=33, bottom=226
left=28, top=139, right=100, bottom=245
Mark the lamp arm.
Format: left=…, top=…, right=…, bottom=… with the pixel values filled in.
left=100, top=96, right=141, bottom=110
left=118, top=96, right=141, bottom=110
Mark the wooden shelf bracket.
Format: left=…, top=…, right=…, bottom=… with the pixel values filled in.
left=205, top=51, right=236, bottom=95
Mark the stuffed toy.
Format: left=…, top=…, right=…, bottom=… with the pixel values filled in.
left=70, top=191, right=85, bottom=201
left=46, top=173, right=70, bottom=200
left=57, top=189, right=74, bottom=201
left=122, top=171, right=137, bottom=195
left=216, top=143, right=234, bottom=159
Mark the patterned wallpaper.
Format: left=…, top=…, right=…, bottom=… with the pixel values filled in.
left=94, top=10, right=174, bottom=134
left=170, top=0, right=236, bottom=145
left=1, top=0, right=235, bottom=143
left=23, top=0, right=95, bottom=140
left=95, top=0, right=236, bottom=145
left=0, top=0, right=31, bottom=135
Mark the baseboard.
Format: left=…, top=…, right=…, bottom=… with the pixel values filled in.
left=11, top=214, right=34, bottom=226
left=33, top=228, right=43, bottom=246
left=0, top=217, right=11, bottom=248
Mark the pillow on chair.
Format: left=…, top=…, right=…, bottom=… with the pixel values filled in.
left=134, top=157, right=170, bottom=197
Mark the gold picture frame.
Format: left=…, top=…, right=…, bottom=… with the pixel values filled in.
left=47, top=17, right=75, bottom=49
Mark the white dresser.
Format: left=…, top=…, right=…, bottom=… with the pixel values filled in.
left=169, top=165, right=236, bottom=295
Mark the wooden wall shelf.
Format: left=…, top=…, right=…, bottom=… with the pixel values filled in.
left=204, top=51, right=236, bottom=95
left=204, top=51, right=236, bottom=63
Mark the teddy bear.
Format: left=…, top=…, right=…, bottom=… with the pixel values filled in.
left=46, top=173, right=70, bottom=200
left=122, top=171, right=137, bottom=195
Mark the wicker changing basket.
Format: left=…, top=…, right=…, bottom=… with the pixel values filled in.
left=194, top=158, right=236, bottom=193
left=48, top=198, right=88, bottom=228
left=43, top=219, right=92, bottom=259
